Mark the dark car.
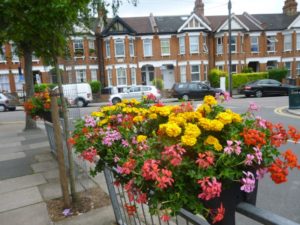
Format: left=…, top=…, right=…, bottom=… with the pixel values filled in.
left=171, top=82, right=223, bottom=101
left=238, top=79, right=294, bottom=98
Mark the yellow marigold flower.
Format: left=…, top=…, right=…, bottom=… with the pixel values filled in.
left=216, top=112, right=232, bottom=125
left=184, top=123, right=201, bottom=138
left=165, top=122, right=182, bottom=137
left=197, top=104, right=211, bottom=115
left=231, top=113, right=242, bottom=123
left=181, top=135, right=197, bottom=146
left=210, top=120, right=224, bottom=131
left=198, top=118, right=212, bottom=130
left=98, top=119, right=108, bottom=127
left=149, top=113, right=158, bottom=120
left=133, top=115, right=144, bottom=123
left=137, top=135, right=147, bottom=143
left=204, top=135, right=222, bottom=151
left=169, top=114, right=186, bottom=126
left=203, top=95, right=217, bottom=106
left=91, top=111, right=105, bottom=117
left=214, top=143, right=223, bottom=151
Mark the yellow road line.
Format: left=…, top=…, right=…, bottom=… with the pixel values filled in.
left=274, top=106, right=300, bottom=119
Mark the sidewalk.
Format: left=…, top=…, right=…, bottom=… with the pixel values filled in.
left=0, top=122, right=115, bottom=225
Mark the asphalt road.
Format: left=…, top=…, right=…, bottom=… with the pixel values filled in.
left=0, top=95, right=300, bottom=224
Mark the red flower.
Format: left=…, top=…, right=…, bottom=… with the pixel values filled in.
left=211, top=203, right=225, bottom=224
left=161, top=214, right=171, bottom=222
left=124, top=204, right=136, bottom=216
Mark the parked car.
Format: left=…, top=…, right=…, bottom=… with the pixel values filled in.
left=238, top=79, right=294, bottom=98
left=54, top=83, right=93, bottom=107
left=0, top=93, right=18, bottom=112
left=171, top=82, right=223, bottom=101
left=109, top=85, right=161, bottom=105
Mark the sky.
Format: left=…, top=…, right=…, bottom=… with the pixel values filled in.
left=106, top=0, right=285, bottom=17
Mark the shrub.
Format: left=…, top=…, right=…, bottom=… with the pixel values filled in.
left=90, top=81, right=101, bottom=94
left=34, top=84, right=48, bottom=93
left=208, top=69, right=227, bottom=88
left=241, top=67, right=253, bottom=73
left=268, top=68, right=288, bottom=82
left=152, top=79, right=164, bottom=90
left=230, top=72, right=268, bottom=89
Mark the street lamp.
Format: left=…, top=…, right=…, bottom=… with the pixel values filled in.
left=228, top=0, right=232, bottom=97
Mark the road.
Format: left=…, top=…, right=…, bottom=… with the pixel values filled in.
left=0, top=96, right=300, bottom=224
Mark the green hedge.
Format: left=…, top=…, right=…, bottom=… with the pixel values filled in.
left=268, top=68, right=288, bottom=82
left=34, top=83, right=56, bottom=93
left=229, top=72, right=268, bottom=89
left=208, top=69, right=227, bottom=87
left=152, top=79, right=164, bottom=90
left=90, top=81, right=101, bottom=94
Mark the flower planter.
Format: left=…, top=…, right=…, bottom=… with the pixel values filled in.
left=40, top=111, right=52, bottom=123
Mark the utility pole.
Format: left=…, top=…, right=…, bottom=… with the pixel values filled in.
left=228, top=0, right=232, bottom=97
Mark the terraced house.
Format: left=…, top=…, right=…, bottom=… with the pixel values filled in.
left=1, top=0, right=300, bottom=95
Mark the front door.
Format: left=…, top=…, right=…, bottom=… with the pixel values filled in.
left=163, top=70, right=175, bottom=89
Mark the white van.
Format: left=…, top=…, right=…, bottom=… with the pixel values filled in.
left=55, top=83, right=93, bottom=107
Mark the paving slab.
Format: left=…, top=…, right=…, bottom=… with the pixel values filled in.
left=29, top=141, right=50, bottom=149
left=39, top=180, right=84, bottom=200
left=35, top=153, right=54, bottom=162
left=0, top=146, right=23, bottom=154
left=54, top=206, right=115, bottom=225
left=41, top=168, right=59, bottom=181
left=0, top=142, right=21, bottom=149
left=79, top=177, right=98, bottom=190
left=21, top=136, right=48, bottom=145
left=0, top=187, right=43, bottom=213
left=0, top=174, right=47, bottom=194
left=0, top=202, right=51, bottom=225
left=0, top=152, right=26, bottom=162
left=31, top=160, right=58, bottom=173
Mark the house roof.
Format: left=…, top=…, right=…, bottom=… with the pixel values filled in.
left=252, top=13, right=300, bottom=30
left=122, top=17, right=153, bottom=34
left=154, top=15, right=188, bottom=33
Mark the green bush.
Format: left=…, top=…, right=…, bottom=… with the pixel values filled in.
left=241, top=66, right=253, bottom=73
left=224, top=72, right=268, bottom=89
left=34, top=83, right=57, bottom=93
left=268, top=68, right=288, bottom=82
left=152, top=79, right=164, bottom=90
left=208, top=69, right=227, bottom=87
left=90, top=81, right=101, bottom=94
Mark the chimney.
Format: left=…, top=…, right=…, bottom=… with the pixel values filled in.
left=149, top=13, right=158, bottom=33
left=194, top=0, right=204, bottom=16
left=283, top=0, right=298, bottom=16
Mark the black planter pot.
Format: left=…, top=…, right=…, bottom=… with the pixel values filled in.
left=40, top=111, right=52, bottom=123
left=204, top=181, right=258, bottom=225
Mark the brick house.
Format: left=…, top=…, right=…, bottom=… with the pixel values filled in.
left=1, top=0, right=300, bottom=94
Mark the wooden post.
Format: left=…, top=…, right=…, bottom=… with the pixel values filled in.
left=50, top=91, right=71, bottom=208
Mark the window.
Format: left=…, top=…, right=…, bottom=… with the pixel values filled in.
left=216, top=37, right=223, bottom=54
left=180, top=66, right=186, bottom=82
left=0, top=74, right=10, bottom=92
left=76, top=70, right=86, bottom=83
left=160, top=39, right=170, bottom=56
left=68, top=71, right=73, bottom=83
left=129, top=39, right=134, bottom=57
left=240, top=35, right=244, bottom=53
left=189, top=36, right=199, bottom=54
left=0, top=45, right=5, bottom=61
left=91, top=69, right=97, bottom=81
left=11, top=44, right=19, bottom=61
left=284, top=34, right=292, bottom=51
left=231, top=65, right=237, bottom=74
left=191, top=65, right=200, bottom=81
left=285, top=62, right=291, bottom=78
left=74, top=39, right=84, bottom=55
left=143, top=39, right=152, bottom=57
left=297, top=34, right=300, bottom=50
left=105, top=40, right=111, bottom=58
left=14, top=74, right=23, bottom=91
left=267, top=36, right=276, bottom=52
left=179, top=37, right=185, bottom=54
left=88, top=40, right=95, bottom=50
left=107, top=69, right=112, bottom=86
left=217, top=65, right=224, bottom=71
left=203, top=36, right=208, bottom=53
left=228, top=36, right=237, bottom=53
left=297, top=62, right=300, bottom=76
left=117, top=68, right=127, bottom=86
left=204, top=65, right=208, bottom=80
left=131, top=68, right=136, bottom=85
left=251, top=36, right=259, bottom=52
left=115, top=39, right=125, bottom=57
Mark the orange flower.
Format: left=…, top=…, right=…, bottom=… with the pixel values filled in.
left=124, top=204, right=136, bottom=216
left=282, top=149, right=300, bottom=169
left=242, top=128, right=266, bottom=147
left=268, top=158, right=289, bottom=184
left=43, top=102, right=51, bottom=110
left=288, top=126, right=300, bottom=143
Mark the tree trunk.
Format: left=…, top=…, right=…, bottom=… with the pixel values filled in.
left=54, top=58, right=78, bottom=203
left=22, top=45, right=37, bottom=130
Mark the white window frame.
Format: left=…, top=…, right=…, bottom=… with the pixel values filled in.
left=76, top=70, right=87, bottom=83
left=143, top=39, right=152, bottom=57
left=296, top=61, right=300, bottom=76
left=228, top=36, right=237, bottom=53
left=204, top=65, right=208, bottom=80
left=231, top=64, right=237, bottom=74
left=68, top=71, right=73, bottom=83
left=11, top=44, right=19, bottom=61
left=240, top=35, right=244, bottom=53
left=217, top=65, right=224, bottom=71
left=105, top=40, right=111, bottom=58
left=130, top=68, right=136, bottom=85
left=191, top=65, right=200, bottom=81
left=216, top=37, right=223, bottom=54
left=74, top=39, right=84, bottom=54
left=251, top=36, right=259, bottom=52
left=285, top=62, right=291, bottom=78
left=284, top=34, right=292, bottom=51
left=189, top=36, right=199, bottom=54
left=88, top=40, right=95, bottom=49
left=180, top=65, right=186, bottom=82
left=160, top=39, right=170, bottom=56
left=91, top=69, right=97, bottom=81
left=179, top=36, right=185, bottom=55
left=115, top=39, right=125, bottom=57
left=107, top=69, right=112, bottom=86
left=0, top=74, right=10, bottom=92
left=203, top=36, right=208, bottom=53
left=297, top=33, right=300, bottom=50
left=0, top=45, right=5, bottom=61
left=117, top=67, right=127, bottom=86
left=267, top=36, right=276, bottom=52
left=129, top=39, right=135, bottom=57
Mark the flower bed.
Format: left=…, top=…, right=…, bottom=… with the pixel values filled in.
left=71, top=96, right=300, bottom=224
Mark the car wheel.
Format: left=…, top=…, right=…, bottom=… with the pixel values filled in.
left=0, top=105, right=6, bottom=112
left=112, top=97, right=121, bottom=105
left=8, top=107, right=16, bottom=111
left=182, top=94, right=189, bottom=101
left=245, top=94, right=251, bottom=98
left=76, top=99, right=85, bottom=107
left=255, top=90, right=263, bottom=98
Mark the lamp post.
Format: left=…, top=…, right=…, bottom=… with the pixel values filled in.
left=228, top=0, right=232, bottom=97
